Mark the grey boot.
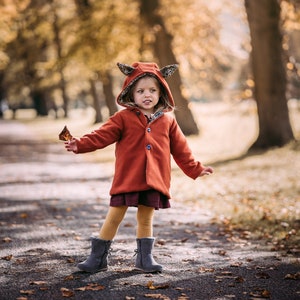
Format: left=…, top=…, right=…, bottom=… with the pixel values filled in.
left=135, top=238, right=163, bottom=273
left=77, top=237, right=112, bottom=273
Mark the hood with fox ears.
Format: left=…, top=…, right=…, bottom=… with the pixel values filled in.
left=116, top=62, right=178, bottom=112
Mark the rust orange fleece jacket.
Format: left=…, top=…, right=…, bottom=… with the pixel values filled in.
left=74, top=107, right=205, bottom=199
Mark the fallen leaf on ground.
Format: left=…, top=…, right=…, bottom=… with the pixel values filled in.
left=20, top=290, right=35, bottom=295
left=60, top=287, right=75, bottom=297
left=66, top=257, right=75, bottom=263
left=30, top=281, right=47, bottom=285
left=75, top=283, right=105, bottom=291
left=147, top=281, right=170, bottom=290
left=284, top=272, right=300, bottom=280
left=144, top=293, right=170, bottom=300
left=64, top=274, right=75, bottom=281
left=197, top=267, right=215, bottom=273
left=235, top=276, right=245, bottom=283
left=249, top=288, right=271, bottom=298
left=2, top=237, right=12, bottom=243
left=1, top=254, right=13, bottom=261
left=177, top=293, right=189, bottom=300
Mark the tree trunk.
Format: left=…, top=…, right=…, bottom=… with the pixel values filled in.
left=139, top=0, right=199, bottom=135
left=0, top=73, right=5, bottom=118
left=90, top=79, right=103, bottom=123
left=52, top=4, right=69, bottom=118
left=245, top=0, right=294, bottom=148
left=102, top=71, right=118, bottom=116
left=32, top=90, right=48, bottom=116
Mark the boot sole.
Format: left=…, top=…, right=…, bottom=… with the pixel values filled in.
left=77, top=266, right=108, bottom=273
left=134, top=267, right=162, bottom=273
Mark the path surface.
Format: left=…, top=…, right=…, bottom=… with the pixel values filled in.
left=0, top=119, right=299, bottom=300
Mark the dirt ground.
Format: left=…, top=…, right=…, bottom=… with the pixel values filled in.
left=0, top=101, right=299, bottom=300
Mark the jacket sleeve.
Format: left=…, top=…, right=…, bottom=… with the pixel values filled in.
left=169, top=118, right=204, bottom=179
left=75, top=113, right=123, bottom=153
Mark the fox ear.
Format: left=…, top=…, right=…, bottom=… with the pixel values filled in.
left=160, top=64, right=178, bottom=78
left=117, top=62, right=135, bottom=75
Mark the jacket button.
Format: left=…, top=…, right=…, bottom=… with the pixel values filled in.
left=136, top=111, right=140, bottom=116
left=146, top=144, right=151, bottom=150
left=147, top=128, right=151, bottom=133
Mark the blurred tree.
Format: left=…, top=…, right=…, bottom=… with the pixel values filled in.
left=0, top=0, right=233, bottom=126
left=72, top=0, right=140, bottom=123
left=2, top=0, right=77, bottom=117
left=245, top=0, right=294, bottom=148
left=140, top=0, right=199, bottom=135
left=160, top=0, right=232, bottom=100
left=51, top=0, right=69, bottom=117
left=0, top=0, right=29, bottom=117
left=281, top=0, right=300, bottom=100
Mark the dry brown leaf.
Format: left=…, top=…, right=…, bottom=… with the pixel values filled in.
left=144, top=294, right=171, bottom=300
left=75, top=287, right=86, bottom=292
left=20, top=290, right=35, bottom=295
left=284, top=272, right=300, bottom=280
left=218, top=250, right=227, bottom=256
left=75, top=283, right=105, bottom=291
left=64, top=275, right=75, bottom=281
left=220, top=271, right=233, bottom=276
left=1, top=254, right=13, bottom=261
left=261, top=290, right=271, bottom=298
left=230, top=262, right=243, bottom=267
left=66, top=257, right=75, bottom=263
left=30, top=281, right=47, bottom=285
left=235, top=276, right=245, bottom=283
left=147, top=281, right=170, bottom=290
left=86, top=283, right=105, bottom=291
left=197, top=267, right=215, bottom=273
left=16, top=297, right=28, bottom=300
left=125, top=296, right=135, bottom=300
left=178, top=294, right=189, bottom=300
left=60, top=287, right=75, bottom=297
left=59, top=125, right=73, bottom=141
left=249, top=289, right=271, bottom=298
left=2, top=237, right=12, bottom=243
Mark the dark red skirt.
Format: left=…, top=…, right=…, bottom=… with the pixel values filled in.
left=110, top=189, right=171, bottom=210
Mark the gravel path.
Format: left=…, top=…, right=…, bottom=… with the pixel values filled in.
left=0, top=119, right=299, bottom=300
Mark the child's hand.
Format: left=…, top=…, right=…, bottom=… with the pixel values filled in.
left=65, top=138, right=78, bottom=152
left=199, top=166, right=214, bottom=177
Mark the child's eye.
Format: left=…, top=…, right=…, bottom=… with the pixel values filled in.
left=137, top=89, right=144, bottom=93
left=150, top=88, right=157, bottom=93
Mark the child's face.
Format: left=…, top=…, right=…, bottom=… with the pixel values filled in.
left=132, top=76, right=160, bottom=115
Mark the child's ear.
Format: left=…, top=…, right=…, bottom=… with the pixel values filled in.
left=160, top=64, right=178, bottom=78
left=117, top=62, right=135, bottom=75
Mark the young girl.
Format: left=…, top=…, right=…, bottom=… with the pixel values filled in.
left=65, top=62, right=213, bottom=273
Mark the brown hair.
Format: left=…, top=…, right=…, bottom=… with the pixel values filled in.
left=121, top=74, right=174, bottom=112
